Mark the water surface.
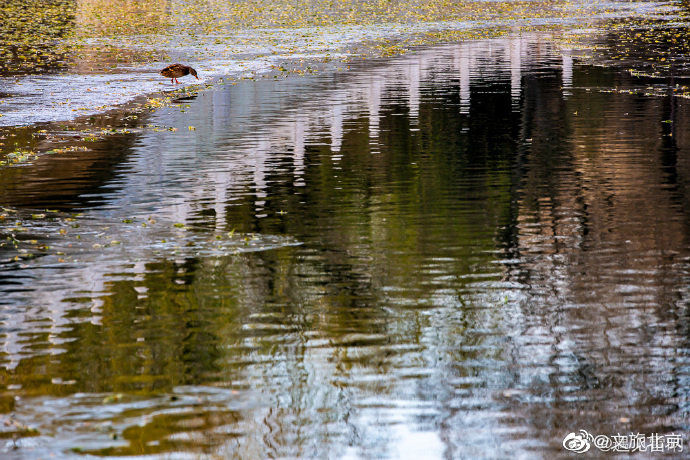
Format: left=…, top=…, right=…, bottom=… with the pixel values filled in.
left=1, top=30, right=690, bottom=458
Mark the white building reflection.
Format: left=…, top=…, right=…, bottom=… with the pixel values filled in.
left=510, top=32, right=523, bottom=107
left=454, top=44, right=472, bottom=114
left=368, top=74, right=384, bottom=145
left=562, top=47, right=573, bottom=95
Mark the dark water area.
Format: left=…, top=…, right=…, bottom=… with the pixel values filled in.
left=1, top=32, right=690, bottom=458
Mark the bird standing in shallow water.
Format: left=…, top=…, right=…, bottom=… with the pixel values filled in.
left=160, top=64, right=198, bottom=84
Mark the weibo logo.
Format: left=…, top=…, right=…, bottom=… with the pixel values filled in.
left=563, top=431, right=591, bottom=453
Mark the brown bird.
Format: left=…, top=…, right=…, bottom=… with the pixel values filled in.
left=159, top=64, right=198, bottom=84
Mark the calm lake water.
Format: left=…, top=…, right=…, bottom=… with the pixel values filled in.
left=2, top=30, right=690, bottom=458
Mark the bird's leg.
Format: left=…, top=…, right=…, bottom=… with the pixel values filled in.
left=175, top=78, right=180, bottom=84
left=170, top=78, right=174, bottom=85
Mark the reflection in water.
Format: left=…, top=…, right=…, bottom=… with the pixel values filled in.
left=1, top=32, right=690, bottom=458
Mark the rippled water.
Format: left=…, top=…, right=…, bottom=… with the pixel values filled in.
left=2, top=26, right=690, bottom=459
